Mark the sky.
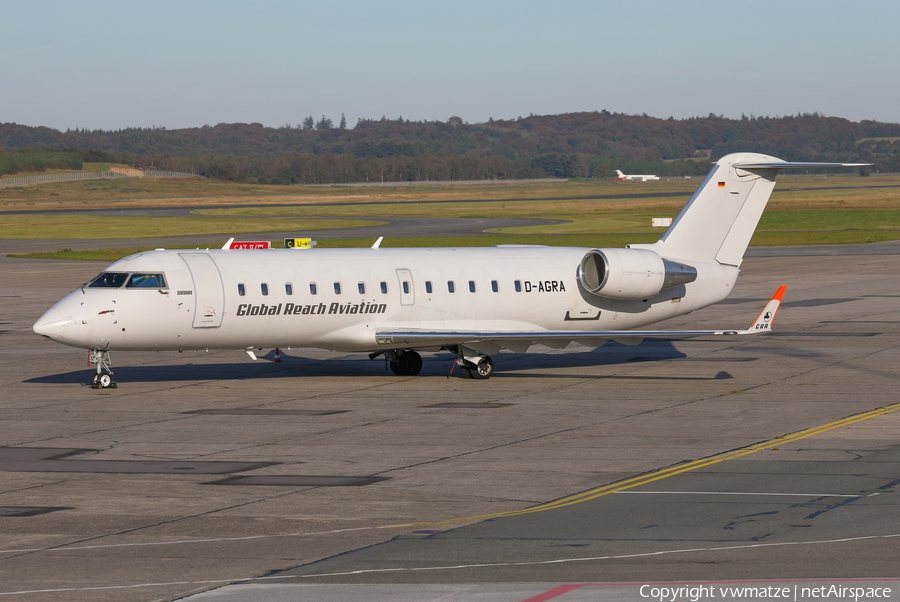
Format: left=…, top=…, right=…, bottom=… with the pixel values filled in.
left=2, top=0, right=899, bottom=131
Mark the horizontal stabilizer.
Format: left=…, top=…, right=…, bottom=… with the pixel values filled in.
left=657, top=154, right=869, bottom=266
left=733, top=161, right=871, bottom=170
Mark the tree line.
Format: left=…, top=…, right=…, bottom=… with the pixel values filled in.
left=0, top=150, right=82, bottom=176
left=1, top=112, right=898, bottom=183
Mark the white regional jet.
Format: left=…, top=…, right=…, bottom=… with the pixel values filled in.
left=614, top=169, right=659, bottom=181
left=33, top=153, right=865, bottom=387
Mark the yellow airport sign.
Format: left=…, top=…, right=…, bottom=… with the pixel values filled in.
left=284, top=238, right=317, bottom=249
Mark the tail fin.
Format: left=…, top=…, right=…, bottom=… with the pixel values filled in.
left=643, top=154, right=867, bottom=266
left=615, top=170, right=625, bottom=178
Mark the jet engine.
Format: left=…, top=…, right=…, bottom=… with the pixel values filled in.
left=578, top=248, right=697, bottom=300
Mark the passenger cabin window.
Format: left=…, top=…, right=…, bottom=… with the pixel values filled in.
left=448, top=281, right=455, bottom=293
left=425, top=281, right=432, bottom=294
left=358, top=282, right=365, bottom=294
left=402, top=281, right=410, bottom=294
left=514, top=280, right=522, bottom=292
left=310, top=283, right=318, bottom=295
left=238, top=283, right=246, bottom=296
left=491, top=280, right=498, bottom=293
left=88, top=272, right=129, bottom=288
left=334, top=282, right=342, bottom=295
left=261, top=283, right=269, bottom=296
left=380, top=281, right=388, bottom=294
left=128, top=273, right=166, bottom=288
left=285, top=283, right=293, bottom=295
left=469, top=280, right=476, bottom=293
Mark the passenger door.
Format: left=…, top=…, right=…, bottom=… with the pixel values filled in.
left=179, top=253, right=225, bottom=328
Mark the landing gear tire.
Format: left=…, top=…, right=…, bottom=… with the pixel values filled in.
left=458, top=363, right=472, bottom=379
left=469, top=356, right=494, bottom=380
left=389, top=351, right=423, bottom=376
left=88, top=349, right=115, bottom=388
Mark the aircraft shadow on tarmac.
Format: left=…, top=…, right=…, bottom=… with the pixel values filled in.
left=25, top=341, right=750, bottom=385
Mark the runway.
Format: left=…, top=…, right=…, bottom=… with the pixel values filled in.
left=0, top=250, right=898, bottom=601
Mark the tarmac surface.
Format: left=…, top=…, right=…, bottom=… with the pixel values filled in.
left=0, top=248, right=898, bottom=601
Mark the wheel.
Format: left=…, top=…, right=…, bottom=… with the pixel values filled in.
left=458, top=363, right=472, bottom=378
left=389, top=351, right=422, bottom=376
left=98, top=373, right=112, bottom=388
left=469, top=356, right=494, bottom=379
left=90, top=373, right=100, bottom=387
left=401, top=351, right=422, bottom=376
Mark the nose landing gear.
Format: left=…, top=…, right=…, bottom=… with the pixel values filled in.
left=89, top=349, right=116, bottom=389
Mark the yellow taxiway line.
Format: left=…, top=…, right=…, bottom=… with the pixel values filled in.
left=392, top=401, right=900, bottom=528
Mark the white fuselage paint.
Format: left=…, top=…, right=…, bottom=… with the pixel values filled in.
left=38, top=246, right=738, bottom=353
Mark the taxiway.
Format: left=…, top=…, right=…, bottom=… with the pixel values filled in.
left=0, top=249, right=897, bottom=601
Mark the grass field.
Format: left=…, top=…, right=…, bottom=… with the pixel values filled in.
left=6, top=234, right=660, bottom=261
left=0, top=215, right=384, bottom=239
left=2, top=173, right=899, bottom=260
left=6, top=173, right=892, bottom=209
left=15, top=227, right=900, bottom=262
left=0, top=162, right=131, bottom=179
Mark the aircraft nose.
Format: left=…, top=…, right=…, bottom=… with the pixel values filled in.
left=33, top=306, right=74, bottom=340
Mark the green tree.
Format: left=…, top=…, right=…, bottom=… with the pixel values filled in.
left=316, top=115, right=333, bottom=130
left=302, top=116, right=314, bottom=130
left=339, top=113, right=347, bottom=129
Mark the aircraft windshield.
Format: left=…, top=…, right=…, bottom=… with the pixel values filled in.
left=88, top=272, right=130, bottom=288
left=127, top=273, right=166, bottom=288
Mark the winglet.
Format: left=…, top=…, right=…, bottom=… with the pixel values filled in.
left=222, top=237, right=234, bottom=250
left=746, top=286, right=787, bottom=333
left=371, top=237, right=383, bottom=249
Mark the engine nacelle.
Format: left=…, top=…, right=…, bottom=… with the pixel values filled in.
left=578, top=248, right=697, bottom=300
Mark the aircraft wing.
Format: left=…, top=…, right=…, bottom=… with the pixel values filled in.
left=376, top=286, right=786, bottom=348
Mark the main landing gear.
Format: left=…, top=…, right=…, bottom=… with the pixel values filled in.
left=457, top=355, right=493, bottom=379
left=452, top=345, right=494, bottom=379
left=370, top=347, right=495, bottom=379
left=88, top=349, right=116, bottom=389
left=388, top=350, right=423, bottom=376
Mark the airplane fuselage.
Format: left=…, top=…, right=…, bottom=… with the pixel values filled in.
left=36, top=153, right=863, bottom=384
left=39, top=246, right=737, bottom=353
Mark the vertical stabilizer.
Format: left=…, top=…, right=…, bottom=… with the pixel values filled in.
left=646, top=154, right=867, bottom=266
left=656, top=153, right=778, bottom=266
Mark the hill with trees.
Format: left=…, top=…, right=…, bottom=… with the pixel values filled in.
left=1, top=112, right=898, bottom=184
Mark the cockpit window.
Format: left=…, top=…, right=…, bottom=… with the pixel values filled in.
left=88, top=272, right=130, bottom=288
left=127, top=273, right=166, bottom=288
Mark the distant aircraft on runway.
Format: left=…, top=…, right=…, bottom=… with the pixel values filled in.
left=34, top=153, right=866, bottom=387
left=613, top=169, right=660, bottom=181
